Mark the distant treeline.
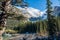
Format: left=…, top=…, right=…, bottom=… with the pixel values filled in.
left=5, top=16, right=60, bottom=35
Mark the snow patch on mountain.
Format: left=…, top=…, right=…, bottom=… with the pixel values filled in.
left=14, top=6, right=47, bottom=21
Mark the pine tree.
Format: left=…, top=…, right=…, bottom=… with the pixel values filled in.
left=46, top=0, right=57, bottom=38
left=0, top=0, right=28, bottom=35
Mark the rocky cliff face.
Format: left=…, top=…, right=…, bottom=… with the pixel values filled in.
left=53, top=6, right=60, bottom=16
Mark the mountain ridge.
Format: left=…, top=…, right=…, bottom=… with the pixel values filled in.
left=14, top=6, right=60, bottom=21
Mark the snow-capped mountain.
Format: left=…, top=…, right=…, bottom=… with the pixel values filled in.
left=15, top=6, right=41, bottom=17
left=15, top=6, right=47, bottom=21
left=14, top=6, right=60, bottom=21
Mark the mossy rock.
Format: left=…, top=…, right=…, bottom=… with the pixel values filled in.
left=5, top=29, right=17, bottom=34
left=0, top=27, right=3, bottom=30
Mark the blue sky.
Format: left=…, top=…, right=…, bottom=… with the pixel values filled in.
left=25, top=0, right=60, bottom=11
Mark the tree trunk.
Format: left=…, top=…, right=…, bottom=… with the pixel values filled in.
left=0, top=0, right=11, bottom=40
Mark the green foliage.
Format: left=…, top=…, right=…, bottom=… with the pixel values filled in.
left=6, top=19, right=47, bottom=34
